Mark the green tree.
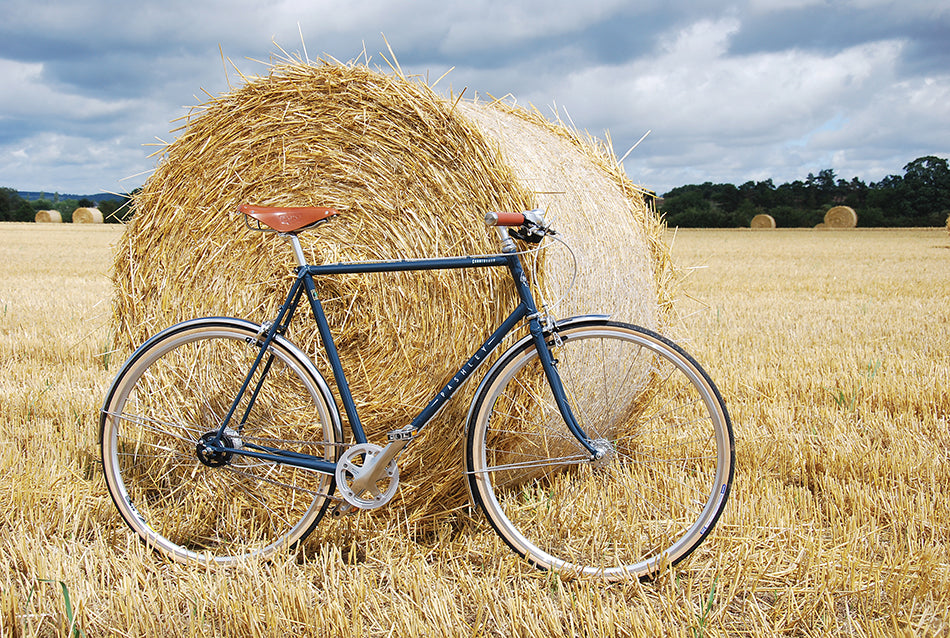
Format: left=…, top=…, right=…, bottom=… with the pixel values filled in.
left=1, top=187, right=23, bottom=221
left=740, top=179, right=776, bottom=209
left=0, top=187, right=34, bottom=222
left=733, top=199, right=759, bottom=227
left=658, top=155, right=947, bottom=228
left=841, top=177, right=869, bottom=212
left=900, top=156, right=950, bottom=226
left=660, top=186, right=714, bottom=227
left=867, top=174, right=905, bottom=226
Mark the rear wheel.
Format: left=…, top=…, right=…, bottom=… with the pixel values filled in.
left=100, top=318, right=342, bottom=564
left=466, top=320, right=734, bottom=580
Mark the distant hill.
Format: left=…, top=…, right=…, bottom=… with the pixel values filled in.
left=18, top=191, right=129, bottom=203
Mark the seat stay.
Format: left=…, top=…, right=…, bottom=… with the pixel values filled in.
left=210, top=272, right=309, bottom=444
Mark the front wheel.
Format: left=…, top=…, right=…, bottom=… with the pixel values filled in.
left=465, top=320, right=734, bottom=580
left=100, top=318, right=342, bottom=564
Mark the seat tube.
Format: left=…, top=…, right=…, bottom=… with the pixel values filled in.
left=301, top=271, right=368, bottom=444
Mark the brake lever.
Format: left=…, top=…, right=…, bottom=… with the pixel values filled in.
left=509, top=221, right=555, bottom=244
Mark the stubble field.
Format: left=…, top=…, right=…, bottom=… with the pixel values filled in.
left=1, top=223, right=948, bottom=636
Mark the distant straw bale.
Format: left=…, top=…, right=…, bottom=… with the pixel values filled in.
left=35, top=210, right=62, bottom=223
left=750, top=214, right=776, bottom=229
left=73, top=207, right=103, bottom=224
left=815, top=222, right=828, bottom=229
left=824, top=206, right=858, bottom=228
left=113, top=59, right=672, bottom=520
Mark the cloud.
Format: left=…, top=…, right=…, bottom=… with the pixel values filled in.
left=0, top=55, right=154, bottom=178
left=0, top=59, right=136, bottom=124
left=730, top=1, right=950, bottom=75
left=516, top=17, right=948, bottom=192
left=0, top=0, right=947, bottom=195
left=438, top=0, right=633, bottom=52
left=0, top=131, right=151, bottom=193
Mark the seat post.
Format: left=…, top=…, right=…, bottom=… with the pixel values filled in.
left=281, top=233, right=308, bottom=267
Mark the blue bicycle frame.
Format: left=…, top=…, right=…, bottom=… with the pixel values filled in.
left=204, top=235, right=599, bottom=474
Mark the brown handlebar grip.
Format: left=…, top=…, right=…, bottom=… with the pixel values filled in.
left=484, top=211, right=526, bottom=227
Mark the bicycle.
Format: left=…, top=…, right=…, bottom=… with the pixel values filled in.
left=100, top=204, right=734, bottom=581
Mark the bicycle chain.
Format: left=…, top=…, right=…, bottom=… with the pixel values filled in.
left=220, top=463, right=340, bottom=502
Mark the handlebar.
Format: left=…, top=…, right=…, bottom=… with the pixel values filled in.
left=484, top=211, right=526, bottom=227
left=484, top=209, right=553, bottom=245
left=484, top=209, right=546, bottom=228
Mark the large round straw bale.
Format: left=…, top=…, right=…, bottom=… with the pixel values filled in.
left=73, top=207, right=103, bottom=224
left=824, top=205, right=858, bottom=228
left=750, top=214, right=776, bottom=229
left=35, top=210, right=62, bottom=223
left=113, top=60, right=672, bottom=521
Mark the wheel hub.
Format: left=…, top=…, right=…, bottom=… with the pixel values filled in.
left=589, top=437, right=616, bottom=468
left=196, top=428, right=242, bottom=467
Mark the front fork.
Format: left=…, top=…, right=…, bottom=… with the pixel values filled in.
left=528, top=317, right=604, bottom=459
left=498, top=227, right=603, bottom=461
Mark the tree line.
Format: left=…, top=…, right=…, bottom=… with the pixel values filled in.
left=0, top=188, right=135, bottom=223
left=4, top=156, right=949, bottom=228
left=658, top=155, right=950, bottom=228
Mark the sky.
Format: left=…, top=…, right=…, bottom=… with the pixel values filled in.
left=1, top=0, right=948, bottom=197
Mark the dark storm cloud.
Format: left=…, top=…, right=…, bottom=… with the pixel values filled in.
left=730, top=2, right=950, bottom=75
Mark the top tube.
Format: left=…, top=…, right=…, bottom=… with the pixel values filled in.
left=303, top=253, right=511, bottom=276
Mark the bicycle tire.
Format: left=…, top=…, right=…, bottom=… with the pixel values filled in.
left=465, top=319, right=734, bottom=580
left=100, top=318, right=342, bottom=564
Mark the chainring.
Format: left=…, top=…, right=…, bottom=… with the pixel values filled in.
left=335, top=443, right=399, bottom=510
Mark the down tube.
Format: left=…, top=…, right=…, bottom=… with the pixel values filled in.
left=410, top=304, right=529, bottom=431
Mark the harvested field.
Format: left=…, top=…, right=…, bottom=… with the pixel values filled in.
left=1, top=223, right=948, bottom=636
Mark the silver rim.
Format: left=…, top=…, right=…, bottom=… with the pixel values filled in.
left=101, top=321, right=340, bottom=564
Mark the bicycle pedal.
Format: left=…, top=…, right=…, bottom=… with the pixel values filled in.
left=331, top=502, right=359, bottom=518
